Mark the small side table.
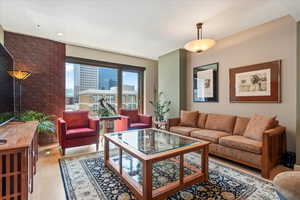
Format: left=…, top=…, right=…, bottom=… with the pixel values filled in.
left=99, top=115, right=121, bottom=144
left=153, top=121, right=167, bottom=130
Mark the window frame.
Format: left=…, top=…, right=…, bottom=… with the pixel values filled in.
left=65, top=56, right=145, bottom=113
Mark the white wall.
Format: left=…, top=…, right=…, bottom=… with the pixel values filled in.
left=0, top=25, right=4, bottom=44
left=186, top=16, right=297, bottom=151
left=158, top=49, right=181, bottom=117
left=66, top=45, right=158, bottom=115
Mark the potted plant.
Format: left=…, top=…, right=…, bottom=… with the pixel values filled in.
left=97, top=98, right=117, bottom=132
left=97, top=98, right=117, bottom=117
left=16, top=110, right=56, bottom=146
left=149, top=91, right=171, bottom=123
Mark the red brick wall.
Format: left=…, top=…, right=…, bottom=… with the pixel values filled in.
left=4, top=32, right=65, bottom=118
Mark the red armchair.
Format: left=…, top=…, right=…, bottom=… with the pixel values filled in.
left=114, top=109, right=152, bottom=132
left=57, top=111, right=100, bottom=155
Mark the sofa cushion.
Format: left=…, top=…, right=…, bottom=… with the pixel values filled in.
left=169, top=126, right=199, bottom=136
left=244, top=114, right=276, bottom=141
left=197, top=113, right=208, bottom=128
left=233, top=117, right=250, bottom=135
left=66, top=128, right=96, bottom=139
left=191, top=129, right=230, bottom=143
left=209, top=143, right=261, bottom=167
left=205, top=114, right=236, bottom=133
left=179, top=110, right=199, bottom=127
left=63, top=111, right=89, bottom=129
left=219, top=135, right=262, bottom=154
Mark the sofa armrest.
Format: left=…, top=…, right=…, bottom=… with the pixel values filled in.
left=138, top=114, right=152, bottom=125
left=263, top=125, right=287, bottom=157
left=114, top=115, right=129, bottom=132
left=167, top=117, right=180, bottom=131
left=262, top=125, right=286, bottom=178
left=89, top=118, right=100, bottom=134
left=57, top=118, right=67, bottom=145
left=264, top=126, right=286, bottom=137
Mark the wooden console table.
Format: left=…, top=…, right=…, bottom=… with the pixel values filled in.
left=0, top=121, right=38, bottom=200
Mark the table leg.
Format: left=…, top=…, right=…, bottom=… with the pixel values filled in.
left=201, top=145, right=209, bottom=182
left=101, top=120, right=109, bottom=144
left=179, top=154, right=184, bottom=184
left=104, top=139, right=109, bottom=167
left=119, top=148, right=123, bottom=175
left=143, top=160, right=152, bottom=200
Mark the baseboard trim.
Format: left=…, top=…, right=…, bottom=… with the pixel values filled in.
left=294, top=164, right=300, bottom=171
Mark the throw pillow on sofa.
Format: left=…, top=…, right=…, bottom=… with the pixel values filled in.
left=205, top=114, right=236, bottom=133
left=197, top=113, right=208, bottom=128
left=233, top=117, right=250, bottom=135
left=180, top=110, right=198, bottom=127
left=244, top=114, right=276, bottom=141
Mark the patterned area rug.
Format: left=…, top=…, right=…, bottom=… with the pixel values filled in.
left=59, top=151, right=279, bottom=200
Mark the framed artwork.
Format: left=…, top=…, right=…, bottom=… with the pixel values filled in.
left=193, top=63, right=218, bottom=102
left=229, top=60, right=281, bottom=103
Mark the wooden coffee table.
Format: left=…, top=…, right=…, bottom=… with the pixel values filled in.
left=104, top=128, right=210, bottom=200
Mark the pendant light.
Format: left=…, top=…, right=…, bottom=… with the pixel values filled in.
left=184, top=23, right=216, bottom=53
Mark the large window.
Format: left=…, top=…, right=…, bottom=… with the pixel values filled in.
left=122, top=71, right=139, bottom=109
left=65, top=57, right=144, bottom=116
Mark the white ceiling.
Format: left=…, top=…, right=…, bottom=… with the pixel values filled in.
left=0, top=0, right=299, bottom=60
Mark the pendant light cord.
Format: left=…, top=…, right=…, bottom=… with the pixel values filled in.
left=196, top=23, right=203, bottom=40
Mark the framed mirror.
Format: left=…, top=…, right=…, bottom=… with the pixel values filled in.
left=193, top=63, right=218, bottom=102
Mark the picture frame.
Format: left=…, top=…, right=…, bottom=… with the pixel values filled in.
left=193, top=63, right=218, bottom=102
left=229, top=60, right=281, bottom=103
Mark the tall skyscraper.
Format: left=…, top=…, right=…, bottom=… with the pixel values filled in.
left=73, top=64, right=99, bottom=102
left=79, top=65, right=99, bottom=90
left=98, top=67, right=117, bottom=90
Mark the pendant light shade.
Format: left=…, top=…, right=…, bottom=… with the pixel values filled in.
left=184, top=23, right=216, bottom=53
left=7, top=70, right=31, bottom=80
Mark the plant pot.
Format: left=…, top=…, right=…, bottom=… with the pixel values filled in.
left=38, top=131, right=57, bottom=146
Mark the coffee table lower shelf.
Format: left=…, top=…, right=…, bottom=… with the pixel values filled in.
left=104, top=132, right=209, bottom=200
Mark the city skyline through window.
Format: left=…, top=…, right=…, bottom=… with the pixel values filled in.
left=65, top=62, right=140, bottom=116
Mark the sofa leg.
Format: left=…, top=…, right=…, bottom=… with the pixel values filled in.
left=261, top=168, right=270, bottom=179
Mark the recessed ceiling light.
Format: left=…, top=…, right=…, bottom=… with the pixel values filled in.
left=57, top=32, right=63, bottom=36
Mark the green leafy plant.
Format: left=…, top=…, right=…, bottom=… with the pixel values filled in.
left=16, top=110, right=55, bottom=134
left=0, top=112, right=14, bottom=124
left=97, top=98, right=117, bottom=117
left=149, top=92, right=171, bottom=122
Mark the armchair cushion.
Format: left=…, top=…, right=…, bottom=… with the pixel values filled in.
left=120, top=109, right=139, bottom=123
left=63, top=110, right=89, bottom=129
left=139, top=114, right=152, bottom=125
left=66, top=128, right=97, bottom=139
left=130, top=123, right=151, bottom=129
left=219, top=135, right=262, bottom=154
left=273, top=171, right=300, bottom=200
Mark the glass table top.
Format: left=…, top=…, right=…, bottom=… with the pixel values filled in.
left=108, top=128, right=201, bottom=155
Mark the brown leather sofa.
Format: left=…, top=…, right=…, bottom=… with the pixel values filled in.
left=167, top=112, right=286, bottom=179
